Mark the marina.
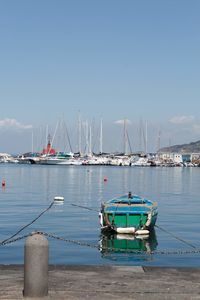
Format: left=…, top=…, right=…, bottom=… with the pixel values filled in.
left=1, top=151, right=200, bottom=167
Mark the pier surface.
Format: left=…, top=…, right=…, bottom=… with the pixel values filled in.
left=0, top=265, right=200, bottom=299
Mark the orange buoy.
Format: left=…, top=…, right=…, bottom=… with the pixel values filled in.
left=2, top=179, right=6, bottom=187
left=103, top=176, right=107, bottom=182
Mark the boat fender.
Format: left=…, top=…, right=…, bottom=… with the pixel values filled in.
left=99, top=213, right=103, bottom=226
left=145, top=212, right=152, bottom=227
left=116, top=227, right=136, bottom=234
left=135, top=229, right=149, bottom=235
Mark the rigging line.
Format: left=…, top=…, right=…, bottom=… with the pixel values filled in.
left=71, top=203, right=99, bottom=212
left=155, top=224, right=196, bottom=249
left=63, top=120, right=73, bottom=153
left=0, top=201, right=54, bottom=245
left=126, top=130, right=132, bottom=154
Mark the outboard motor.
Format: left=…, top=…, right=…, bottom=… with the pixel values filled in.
left=128, top=191, right=132, bottom=199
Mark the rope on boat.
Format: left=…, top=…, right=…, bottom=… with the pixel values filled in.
left=0, top=201, right=54, bottom=245
left=155, top=224, right=197, bottom=249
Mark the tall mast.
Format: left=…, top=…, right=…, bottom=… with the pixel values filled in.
left=141, top=119, right=147, bottom=154
left=31, top=130, right=34, bottom=154
left=139, top=118, right=142, bottom=153
left=157, top=129, right=161, bottom=152
left=145, top=120, right=148, bottom=154
left=89, top=125, right=92, bottom=156
left=100, top=118, right=103, bottom=154
left=85, top=120, right=89, bottom=156
left=124, top=119, right=128, bottom=155
left=78, top=112, right=82, bottom=155
left=46, top=124, right=48, bottom=147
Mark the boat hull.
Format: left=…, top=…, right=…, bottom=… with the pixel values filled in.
left=100, top=193, right=158, bottom=235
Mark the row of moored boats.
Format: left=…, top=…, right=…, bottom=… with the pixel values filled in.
left=0, top=152, right=199, bottom=167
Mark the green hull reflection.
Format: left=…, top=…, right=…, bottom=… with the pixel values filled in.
left=100, top=230, right=158, bottom=261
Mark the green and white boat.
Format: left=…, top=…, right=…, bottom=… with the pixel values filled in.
left=99, top=192, right=158, bottom=235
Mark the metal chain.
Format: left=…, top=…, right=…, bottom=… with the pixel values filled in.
left=0, top=233, right=34, bottom=246
left=40, top=232, right=200, bottom=256
left=2, top=231, right=200, bottom=256
left=41, top=232, right=99, bottom=249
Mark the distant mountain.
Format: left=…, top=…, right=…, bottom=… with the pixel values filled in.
left=159, top=140, right=200, bottom=153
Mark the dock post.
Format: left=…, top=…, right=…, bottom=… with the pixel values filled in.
left=23, top=233, right=48, bottom=297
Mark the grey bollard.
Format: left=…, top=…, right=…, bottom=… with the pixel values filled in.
left=24, top=233, right=48, bottom=297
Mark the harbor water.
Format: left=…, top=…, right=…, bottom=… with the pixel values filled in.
left=0, top=164, right=200, bottom=267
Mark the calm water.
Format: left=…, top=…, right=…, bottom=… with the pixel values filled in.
left=0, top=164, right=200, bottom=266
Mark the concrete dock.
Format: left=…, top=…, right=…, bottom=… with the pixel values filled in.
left=0, top=265, right=200, bottom=299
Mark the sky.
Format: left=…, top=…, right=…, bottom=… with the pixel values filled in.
left=0, top=0, right=200, bottom=154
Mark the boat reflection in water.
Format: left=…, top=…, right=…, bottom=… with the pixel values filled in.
left=99, top=229, right=158, bottom=262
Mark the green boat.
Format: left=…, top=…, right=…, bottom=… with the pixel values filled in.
left=99, top=192, right=158, bottom=235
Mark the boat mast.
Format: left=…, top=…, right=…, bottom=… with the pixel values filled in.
left=124, top=119, right=128, bottom=155
left=89, top=125, right=92, bottom=156
left=139, top=118, right=142, bottom=153
left=85, top=120, right=89, bottom=156
left=145, top=120, right=148, bottom=154
left=157, top=129, right=161, bottom=152
left=31, top=130, right=34, bottom=154
left=46, top=124, right=48, bottom=149
left=141, top=119, right=147, bottom=154
left=78, top=112, right=82, bottom=155
left=100, top=118, right=103, bottom=154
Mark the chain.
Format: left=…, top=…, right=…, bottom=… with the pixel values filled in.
left=41, top=232, right=99, bottom=249
left=0, top=233, right=33, bottom=246
left=1, top=230, right=200, bottom=256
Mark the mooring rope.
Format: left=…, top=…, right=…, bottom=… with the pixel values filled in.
left=0, top=201, right=54, bottom=245
left=71, top=203, right=99, bottom=212
left=155, top=224, right=196, bottom=249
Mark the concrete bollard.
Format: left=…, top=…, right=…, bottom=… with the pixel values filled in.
left=23, top=233, right=49, bottom=298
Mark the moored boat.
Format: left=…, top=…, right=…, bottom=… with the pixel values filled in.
left=99, top=192, right=158, bottom=235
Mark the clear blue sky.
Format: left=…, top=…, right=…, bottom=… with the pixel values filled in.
left=0, top=0, right=200, bottom=153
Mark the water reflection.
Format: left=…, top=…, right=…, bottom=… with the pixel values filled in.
left=100, top=230, right=158, bottom=262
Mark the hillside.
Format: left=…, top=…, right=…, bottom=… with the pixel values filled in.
left=159, top=140, right=200, bottom=153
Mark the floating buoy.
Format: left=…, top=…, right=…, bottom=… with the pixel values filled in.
left=54, top=196, right=64, bottom=204
left=104, top=177, right=108, bottom=182
left=2, top=179, right=6, bottom=188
